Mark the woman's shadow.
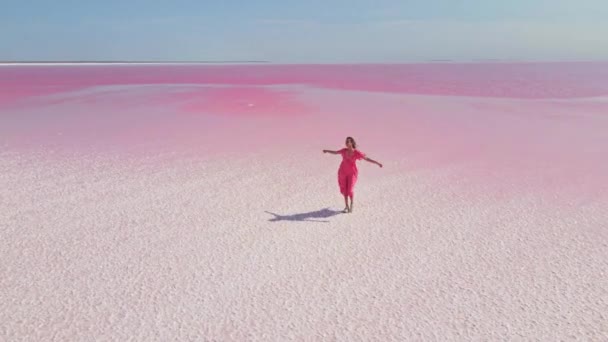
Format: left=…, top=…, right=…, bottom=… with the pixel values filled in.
left=265, top=207, right=343, bottom=223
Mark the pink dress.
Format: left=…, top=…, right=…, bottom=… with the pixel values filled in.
left=337, top=148, right=365, bottom=197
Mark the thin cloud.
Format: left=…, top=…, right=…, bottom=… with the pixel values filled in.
left=257, top=19, right=318, bottom=26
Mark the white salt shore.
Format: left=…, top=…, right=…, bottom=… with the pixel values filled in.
left=1, top=149, right=606, bottom=340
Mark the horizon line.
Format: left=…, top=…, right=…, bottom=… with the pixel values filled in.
left=1, top=59, right=607, bottom=66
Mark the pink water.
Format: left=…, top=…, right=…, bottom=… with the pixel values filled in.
left=1, top=63, right=608, bottom=199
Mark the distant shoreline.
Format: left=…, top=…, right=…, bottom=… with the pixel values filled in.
left=0, top=61, right=270, bottom=65
left=0, top=60, right=605, bottom=66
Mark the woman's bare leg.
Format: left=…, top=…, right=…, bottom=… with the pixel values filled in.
left=343, top=195, right=349, bottom=212
left=349, top=196, right=354, bottom=212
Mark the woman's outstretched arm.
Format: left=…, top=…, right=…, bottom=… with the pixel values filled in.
left=323, top=149, right=340, bottom=155
left=363, top=156, right=383, bottom=167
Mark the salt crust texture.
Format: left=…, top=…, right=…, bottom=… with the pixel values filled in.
left=1, top=150, right=606, bottom=341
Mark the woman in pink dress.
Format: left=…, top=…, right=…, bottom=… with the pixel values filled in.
left=323, top=136, right=383, bottom=213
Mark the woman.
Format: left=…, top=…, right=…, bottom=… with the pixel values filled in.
left=323, top=136, right=383, bottom=213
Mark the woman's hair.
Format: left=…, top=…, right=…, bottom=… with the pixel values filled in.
left=345, top=136, right=357, bottom=149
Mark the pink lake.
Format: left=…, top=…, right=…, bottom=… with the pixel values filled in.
left=2, top=63, right=608, bottom=340
left=1, top=62, right=607, bottom=199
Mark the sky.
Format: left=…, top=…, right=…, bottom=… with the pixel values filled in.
left=1, top=0, right=608, bottom=62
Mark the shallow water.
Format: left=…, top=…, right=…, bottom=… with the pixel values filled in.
left=1, top=63, right=607, bottom=198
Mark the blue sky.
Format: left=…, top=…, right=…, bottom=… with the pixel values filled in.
left=2, top=0, right=607, bottom=62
